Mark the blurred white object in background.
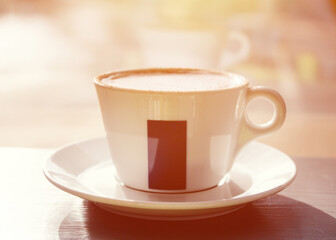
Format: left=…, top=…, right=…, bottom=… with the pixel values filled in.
left=137, top=26, right=250, bottom=70
left=133, top=0, right=251, bottom=70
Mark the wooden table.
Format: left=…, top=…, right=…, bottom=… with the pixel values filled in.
left=1, top=146, right=335, bottom=239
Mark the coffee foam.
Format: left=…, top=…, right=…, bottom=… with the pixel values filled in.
left=101, top=73, right=243, bottom=92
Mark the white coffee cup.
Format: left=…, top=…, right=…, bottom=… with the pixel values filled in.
left=94, top=68, right=286, bottom=193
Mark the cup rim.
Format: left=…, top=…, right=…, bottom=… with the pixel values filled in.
left=94, top=68, right=249, bottom=94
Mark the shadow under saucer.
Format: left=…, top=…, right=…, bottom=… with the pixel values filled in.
left=58, top=195, right=336, bottom=240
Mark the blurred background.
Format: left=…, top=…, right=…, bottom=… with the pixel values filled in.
left=1, top=0, right=336, bottom=158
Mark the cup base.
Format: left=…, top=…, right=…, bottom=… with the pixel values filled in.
left=114, top=172, right=230, bottom=194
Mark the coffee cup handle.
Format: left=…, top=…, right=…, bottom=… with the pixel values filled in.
left=235, top=86, right=286, bottom=154
left=220, top=31, right=250, bottom=68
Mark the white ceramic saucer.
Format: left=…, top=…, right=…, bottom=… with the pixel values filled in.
left=43, top=137, right=296, bottom=221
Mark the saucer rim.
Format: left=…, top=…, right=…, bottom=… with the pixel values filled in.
left=43, top=137, right=296, bottom=210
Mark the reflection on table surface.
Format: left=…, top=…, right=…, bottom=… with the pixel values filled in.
left=1, top=147, right=335, bottom=239
left=1, top=0, right=336, bottom=158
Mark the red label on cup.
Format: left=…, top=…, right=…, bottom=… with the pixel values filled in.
left=147, top=120, right=187, bottom=190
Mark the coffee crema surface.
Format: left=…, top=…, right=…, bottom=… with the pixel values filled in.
left=101, top=73, right=245, bottom=92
